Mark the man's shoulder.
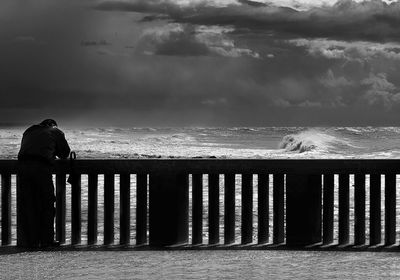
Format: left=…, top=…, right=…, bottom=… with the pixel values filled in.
left=23, top=124, right=40, bottom=134
left=49, top=127, right=66, bottom=137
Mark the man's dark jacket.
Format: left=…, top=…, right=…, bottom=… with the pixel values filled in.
left=18, top=124, right=70, bottom=163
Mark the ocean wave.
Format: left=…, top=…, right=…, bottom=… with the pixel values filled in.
left=227, top=127, right=260, bottom=132
left=142, top=133, right=196, bottom=144
left=279, top=129, right=350, bottom=153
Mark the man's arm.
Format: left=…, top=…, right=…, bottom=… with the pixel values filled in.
left=54, top=129, right=71, bottom=159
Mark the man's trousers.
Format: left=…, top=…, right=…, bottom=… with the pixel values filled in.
left=17, top=161, right=55, bottom=247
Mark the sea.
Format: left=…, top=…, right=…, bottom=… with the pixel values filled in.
left=1, top=126, right=400, bottom=279
left=2, top=126, right=400, bottom=159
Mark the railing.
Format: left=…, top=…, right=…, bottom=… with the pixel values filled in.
left=0, top=159, right=399, bottom=250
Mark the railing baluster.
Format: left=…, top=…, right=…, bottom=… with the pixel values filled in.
left=258, top=174, right=269, bottom=244
left=339, top=174, right=349, bottom=245
left=56, top=173, right=66, bottom=244
left=192, top=174, right=203, bottom=245
left=242, top=174, right=253, bottom=244
left=104, top=174, right=115, bottom=245
left=148, top=173, right=188, bottom=246
left=120, top=173, right=130, bottom=245
left=370, top=174, right=381, bottom=246
left=323, top=174, right=334, bottom=245
left=385, top=173, right=396, bottom=246
left=177, top=174, right=189, bottom=244
left=208, top=174, right=219, bottom=245
left=1, top=173, right=11, bottom=245
left=273, top=174, right=284, bottom=244
left=286, top=174, right=322, bottom=246
left=71, top=174, right=81, bottom=245
left=354, top=173, right=365, bottom=246
left=224, top=173, right=235, bottom=245
left=136, top=174, right=147, bottom=245
left=87, top=173, right=98, bottom=245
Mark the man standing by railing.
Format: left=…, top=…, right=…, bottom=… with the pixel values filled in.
left=17, top=119, right=70, bottom=248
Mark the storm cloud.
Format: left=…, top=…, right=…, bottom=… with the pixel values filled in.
left=288, top=39, right=400, bottom=62
left=2, top=0, right=400, bottom=126
left=96, top=0, right=400, bottom=42
left=136, top=24, right=259, bottom=57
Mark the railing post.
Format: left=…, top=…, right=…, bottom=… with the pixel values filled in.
left=208, top=174, right=220, bottom=245
left=385, top=173, right=396, bottom=246
left=241, top=174, right=253, bottom=244
left=120, top=173, right=130, bottom=245
left=323, top=174, right=334, bottom=245
left=258, top=174, right=269, bottom=244
left=192, top=174, right=203, bottom=245
left=370, top=174, right=381, bottom=246
left=56, top=173, right=66, bottom=244
left=273, top=174, right=284, bottom=244
left=149, top=172, right=189, bottom=246
left=286, top=174, right=322, bottom=246
left=71, top=174, right=81, bottom=245
left=354, top=173, right=366, bottom=246
left=104, top=174, right=115, bottom=245
left=339, top=174, right=349, bottom=245
left=1, top=173, right=11, bottom=245
left=136, top=174, right=147, bottom=245
left=87, top=173, right=98, bottom=245
left=224, top=174, right=235, bottom=245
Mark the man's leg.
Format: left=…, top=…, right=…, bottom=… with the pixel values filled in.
left=38, top=171, right=56, bottom=246
left=17, top=169, right=40, bottom=248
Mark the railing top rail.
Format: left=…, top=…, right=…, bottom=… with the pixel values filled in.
left=1, top=159, right=400, bottom=174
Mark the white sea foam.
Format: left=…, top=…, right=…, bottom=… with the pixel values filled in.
left=279, top=129, right=348, bottom=153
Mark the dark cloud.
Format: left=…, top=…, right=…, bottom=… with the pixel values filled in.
left=137, top=24, right=210, bottom=56
left=136, top=23, right=259, bottom=57
left=287, top=38, right=400, bottom=62
left=96, top=0, right=184, bottom=15
left=96, top=0, right=400, bottom=42
left=360, top=72, right=400, bottom=110
left=139, top=14, right=170, bottom=22
left=237, top=0, right=269, bottom=7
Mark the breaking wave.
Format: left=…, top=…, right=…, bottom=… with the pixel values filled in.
left=279, top=129, right=349, bottom=153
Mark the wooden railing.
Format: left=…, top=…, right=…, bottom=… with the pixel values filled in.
left=0, top=159, right=399, bottom=249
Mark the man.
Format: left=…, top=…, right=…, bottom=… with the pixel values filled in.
left=17, top=119, right=70, bottom=248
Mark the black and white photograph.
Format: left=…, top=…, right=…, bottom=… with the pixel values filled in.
left=1, top=0, right=400, bottom=279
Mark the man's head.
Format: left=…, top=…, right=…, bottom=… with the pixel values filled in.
left=40, top=119, right=58, bottom=127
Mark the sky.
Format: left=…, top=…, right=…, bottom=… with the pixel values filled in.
left=1, top=0, right=400, bottom=126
